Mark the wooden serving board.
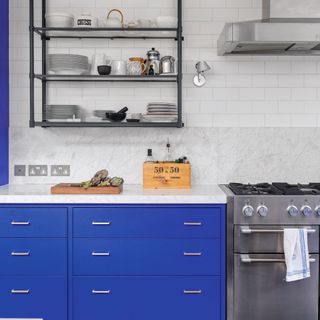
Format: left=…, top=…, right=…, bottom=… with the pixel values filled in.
left=51, top=183, right=123, bottom=195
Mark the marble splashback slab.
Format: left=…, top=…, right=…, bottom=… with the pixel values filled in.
left=10, top=127, right=320, bottom=185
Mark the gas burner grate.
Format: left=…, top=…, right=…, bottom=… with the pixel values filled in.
left=228, top=183, right=283, bottom=195
left=273, top=183, right=320, bottom=195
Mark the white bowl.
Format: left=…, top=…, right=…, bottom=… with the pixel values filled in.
left=155, top=16, right=177, bottom=28
left=46, top=12, right=74, bottom=28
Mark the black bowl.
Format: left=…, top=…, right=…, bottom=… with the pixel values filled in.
left=106, top=112, right=127, bottom=122
left=98, top=65, right=112, bottom=76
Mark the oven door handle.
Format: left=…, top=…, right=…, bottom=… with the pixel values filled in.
left=240, top=226, right=317, bottom=235
left=241, top=254, right=317, bottom=264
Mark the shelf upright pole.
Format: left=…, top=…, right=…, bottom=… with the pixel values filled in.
left=29, top=0, right=35, bottom=127
left=42, top=0, right=47, bottom=122
left=177, top=0, right=183, bottom=128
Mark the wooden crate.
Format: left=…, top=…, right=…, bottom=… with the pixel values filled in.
left=143, top=163, right=191, bottom=189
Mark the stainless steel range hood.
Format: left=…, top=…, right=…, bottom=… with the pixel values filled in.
left=218, top=0, right=320, bottom=55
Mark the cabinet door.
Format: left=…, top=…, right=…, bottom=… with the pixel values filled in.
left=73, top=276, right=221, bottom=320
left=73, top=238, right=220, bottom=275
left=0, top=0, right=8, bottom=186
left=0, top=276, right=67, bottom=320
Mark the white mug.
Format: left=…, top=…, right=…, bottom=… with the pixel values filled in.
left=111, top=60, right=127, bottom=75
left=127, top=61, right=146, bottom=75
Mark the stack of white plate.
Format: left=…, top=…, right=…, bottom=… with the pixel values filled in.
left=142, top=102, right=178, bottom=122
left=48, top=54, right=89, bottom=75
left=46, top=105, right=80, bottom=121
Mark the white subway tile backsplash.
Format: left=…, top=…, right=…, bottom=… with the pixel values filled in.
left=265, top=62, right=291, bottom=74
left=265, top=88, right=291, bottom=101
left=238, top=62, right=264, bottom=74
left=278, top=75, right=304, bottom=88
left=292, top=88, right=317, bottom=101
left=9, top=0, right=320, bottom=131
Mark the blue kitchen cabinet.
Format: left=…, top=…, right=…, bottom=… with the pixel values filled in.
left=0, top=204, right=226, bottom=320
left=0, top=0, right=9, bottom=186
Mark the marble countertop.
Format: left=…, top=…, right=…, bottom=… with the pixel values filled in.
left=0, top=184, right=227, bottom=204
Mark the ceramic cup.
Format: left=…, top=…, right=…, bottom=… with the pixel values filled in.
left=111, top=60, right=127, bottom=75
left=91, top=54, right=112, bottom=75
left=127, top=61, right=146, bottom=75
left=129, top=57, right=146, bottom=75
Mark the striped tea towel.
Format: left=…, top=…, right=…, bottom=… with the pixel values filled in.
left=284, top=228, right=310, bottom=282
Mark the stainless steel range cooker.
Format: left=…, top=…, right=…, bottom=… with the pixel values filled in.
left=221, top=183, right=320, bottom=320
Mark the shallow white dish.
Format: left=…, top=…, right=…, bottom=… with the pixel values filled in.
left=46, top=12, right=74, bottom=28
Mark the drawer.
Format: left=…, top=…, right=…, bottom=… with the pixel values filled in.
left=0, top=238, right=67, bottom=275
left=73, top=238, right=220, bottom=275
left=0, top=276, right=67, bottom=320
left=73, top=276, right=221, bottom=320
left=0, top=207, right=67, bottom=237
left=73, top=206, right=221, bottom=238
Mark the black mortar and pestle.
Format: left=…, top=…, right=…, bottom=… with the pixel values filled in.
left=106, top=107, right=128, bottom=122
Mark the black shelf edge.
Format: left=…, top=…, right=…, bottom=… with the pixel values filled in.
left=34, top=74, right=178, bottom=82
left=34, top=121, right=184, bottom=128
left=34, top=27, right=179, bottom=40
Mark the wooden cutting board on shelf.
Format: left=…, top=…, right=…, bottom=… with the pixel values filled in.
left=51, top=183, right=123, bottom=195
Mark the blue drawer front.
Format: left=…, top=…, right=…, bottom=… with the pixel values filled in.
left=0, top=276, right=67, bottom=320
left=73, top=206, right=221, bottom=238
left=73, top=276, right=221, bottom=320
left=73, top=238, right=220, bottom=275
left=0, top=238, right=67, bottom=275
left=0, top=207, right=67, bottom=237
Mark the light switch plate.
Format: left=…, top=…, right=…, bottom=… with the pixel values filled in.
left=14, top=165, right=26, bottom=176
left=29, top=165, right=48, bottom=177
left=51, top=165, right=70, bottom=177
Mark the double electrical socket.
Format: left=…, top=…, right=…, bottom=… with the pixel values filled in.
left=14, top=165, right=70, bottom=177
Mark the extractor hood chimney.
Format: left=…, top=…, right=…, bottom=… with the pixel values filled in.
left=218, top=0, right=320, bottom=55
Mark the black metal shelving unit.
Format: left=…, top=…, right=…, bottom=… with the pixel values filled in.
left=29, top=0, right=184, bottom=128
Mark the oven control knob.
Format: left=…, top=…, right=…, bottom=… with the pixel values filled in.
left=242, top=205, right=254, bottom=217
left=287, top=205, right=299, bottom=217
left=257, top=205, right=268, bottom=217
left=315, top=206, right=320, bottom=216
left=301, top=205, right=313, bottom=217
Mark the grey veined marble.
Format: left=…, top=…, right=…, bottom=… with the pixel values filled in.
left=10, top=127, right=320, bottom=185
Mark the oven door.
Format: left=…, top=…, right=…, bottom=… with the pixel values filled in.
left=234, top=225, right=319, bottom=253
left=234, top=253, right=319, bottom=320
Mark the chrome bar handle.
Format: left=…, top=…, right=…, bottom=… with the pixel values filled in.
left=184, top=222, right=202, bottom=226
left=92, top=252, right=111, bottom=257
left=92, top=290, right=111, bottom=294
left=241, top=226, right=316, bottom=234
left=11, top=252, right=30, bottom=256
left=11, top=289, right=30, bottom=294
left=184, top=290, right=202, bottom=294
left=11, top=221, right=31, bottom=226
left=241, top=254, right=316, bottom=264
left=184, top=252, right=202, bottom=256
left=92, top=221, right=111, bottom=226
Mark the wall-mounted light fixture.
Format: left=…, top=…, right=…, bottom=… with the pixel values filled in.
left=193, top=61, right=211, bottom=87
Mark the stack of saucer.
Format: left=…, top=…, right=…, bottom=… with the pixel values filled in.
left=142, top=102, right=178, bottom=122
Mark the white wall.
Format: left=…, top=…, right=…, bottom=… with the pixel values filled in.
left=9, top=0, right=320, bottom=184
